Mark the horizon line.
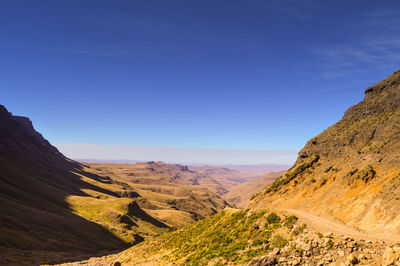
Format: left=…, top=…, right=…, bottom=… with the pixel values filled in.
left=55, top=143, right=299, bottom=165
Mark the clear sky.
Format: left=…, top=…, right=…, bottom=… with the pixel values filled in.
left=1, top=0, right=400, bottom=164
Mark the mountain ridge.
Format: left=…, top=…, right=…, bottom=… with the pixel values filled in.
left=251, top=68, right=400, bottom=236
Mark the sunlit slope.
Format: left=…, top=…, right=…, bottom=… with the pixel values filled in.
left=83, top=162, right=231, bottom=228
left=251, top=69, right=400, bottom=235
left=59, top=208, right=304, bottom=265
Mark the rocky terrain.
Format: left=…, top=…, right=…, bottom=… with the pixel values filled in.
left=57, top=209, right=400, bottom=266
left=249, top=228, right=399, bottom=266
left=251, top=69, right=400, bottom=237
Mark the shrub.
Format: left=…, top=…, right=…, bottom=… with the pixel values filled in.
left=284, top=215, right=298, bottom=228
left=291, top=226, right=303, bottom=236
left=270, top=234, right=288, bottom=248
left=266, top=213, right=281, bottom=224
left=266, top=154, right=320, bottom=193
left=326, top=239, right=334, bottom=249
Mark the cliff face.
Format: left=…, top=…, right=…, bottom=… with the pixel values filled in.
left=0, top=105, right=71, bottom=167
left=251, top=69, right=400, bottom=235
left=298, top=68, right=400, bottom=163
left=0, top=105, right=129, bottom=265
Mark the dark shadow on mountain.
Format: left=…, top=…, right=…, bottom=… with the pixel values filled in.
left=0, top=105, right=130, bottom=265
left=127, top=201, right=169, bottom=228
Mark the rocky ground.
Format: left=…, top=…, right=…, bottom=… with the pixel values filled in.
left=56, top=208, right=400, bottom=266
left=250, top=229, right=400, bottom=266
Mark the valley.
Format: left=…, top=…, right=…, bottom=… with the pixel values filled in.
left=4, top=1, right=400, bottom=265
left=2, top=71, right=400, bottom=265
left=0, top=104, right=281, bottom=265
left=52, top=70, right=400, bottom=265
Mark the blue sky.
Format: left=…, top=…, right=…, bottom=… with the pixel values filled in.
left=1, top=0, right=400, bottom=163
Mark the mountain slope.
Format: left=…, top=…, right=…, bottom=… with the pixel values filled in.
left=224, top=171, right=284, bottom=207
left=60, top=208, right=396, bottom=266
left=0, top=106, right=178, bottom=265
left=80, top=162, right=230, bottom=228
left=0, top=105, right=231, bottom=265
left=0, top=105, right=135, bottom=265
left=251, top=69, right=400, bottom=236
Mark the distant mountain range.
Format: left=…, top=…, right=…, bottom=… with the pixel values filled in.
left=76, top=158, right=290, bottom=175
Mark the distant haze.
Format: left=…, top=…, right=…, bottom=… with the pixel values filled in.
left=56, top=144, right=297, bottom=166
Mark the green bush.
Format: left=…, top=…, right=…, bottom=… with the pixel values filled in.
left=326, top=239, right=334, bottom=249
left=266, top=213, right=281, bottom=224
left=270, top=234, right=288, bottom=248
left=266, top=154, right=320, bottom=193
left=284, top=215, right=298, bottom=228
left=291, top=226, right=303, bottom=236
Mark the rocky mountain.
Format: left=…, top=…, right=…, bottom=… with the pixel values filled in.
left=250, top=69, right=400, bottom=236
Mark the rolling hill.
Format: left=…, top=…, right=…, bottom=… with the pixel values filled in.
left=81, top=162, right=231, bottom=228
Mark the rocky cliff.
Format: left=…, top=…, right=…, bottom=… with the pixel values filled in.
left=251, top=69, right=400, bottom=236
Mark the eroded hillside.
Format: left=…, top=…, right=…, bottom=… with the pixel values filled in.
left=77, top=162, right=231, bottom=228
left=251, top=69, right=400, bottom=236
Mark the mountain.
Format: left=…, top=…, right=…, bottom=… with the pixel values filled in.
left=188, top=165, right=260, bottom=190
left=81, top=162, right=230, bottom=228
left=0, top=105, right=132, bottom=265
left=224, top=171, right=285, bottom=207
left=250, top=69, right=400, bottom=236
left=221, top=164, right=291, bottom=175
left=56, top=69, right=400, bottom=266
left=0, top=105, right=227, bottom=265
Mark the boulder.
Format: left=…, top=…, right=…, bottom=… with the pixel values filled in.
left=382, top=246, right=400, bottom=266
left=346, top=254, right=358, bottom=265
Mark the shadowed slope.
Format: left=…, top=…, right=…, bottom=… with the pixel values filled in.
left=0, top=105, right=141, bottom=265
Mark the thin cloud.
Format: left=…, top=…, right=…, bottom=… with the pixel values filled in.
left=259, top=0, right=317, bottom=19
left=312, top=9, right=400, bottom=79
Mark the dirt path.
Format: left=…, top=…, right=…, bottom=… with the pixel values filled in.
left=285, top=209, right=398, bottom=243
